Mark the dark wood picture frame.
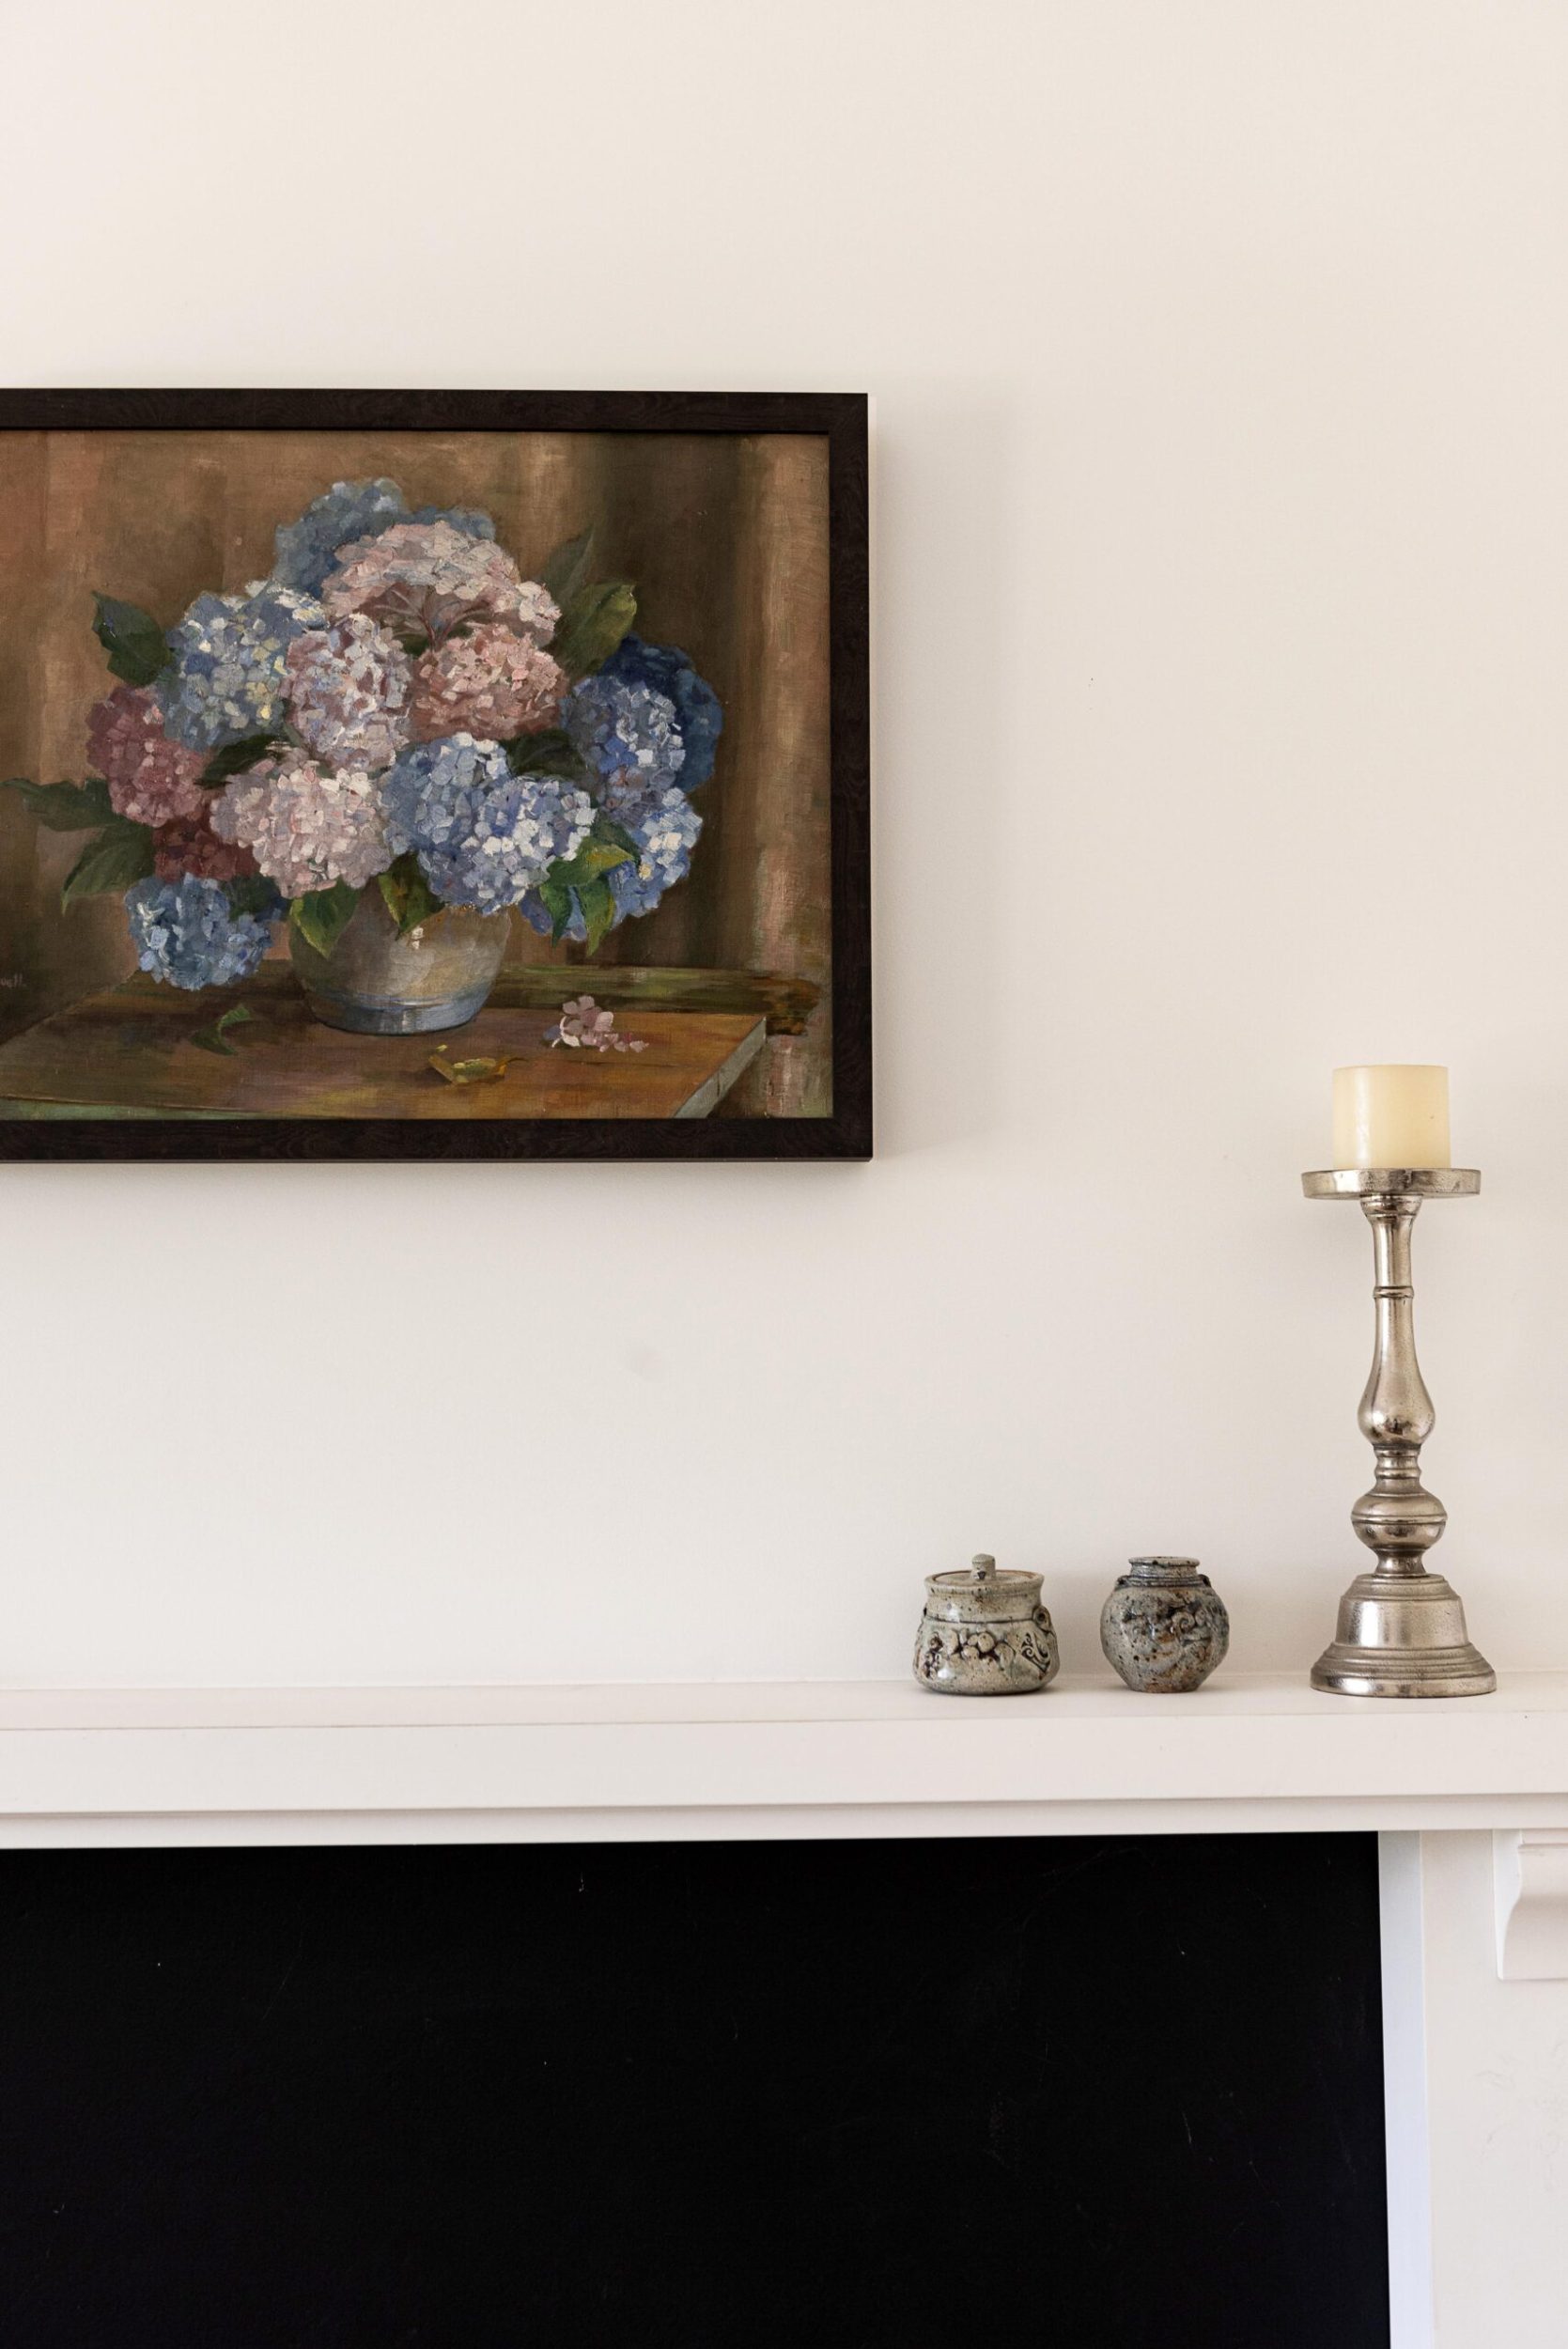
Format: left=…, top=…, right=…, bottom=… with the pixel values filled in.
left=0, top=389, right=870, bottom=1162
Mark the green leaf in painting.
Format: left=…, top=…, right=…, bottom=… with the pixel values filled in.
left=289, top=881, right=361, bottom=958
left=378, top=851, right=443, bottom=937
left=201, top=736, right=279, bottom=787
left=190, top=1003, right=256, bottom=1057
left=92, top=593, right=170, bottom=688
left=550, top=838, right=632, bottom=892
left=552, top=581, right=636, bottom=678
left=540, top=529, right=594, bottom=610
left=536, top=876, right=576, bottom=944
left=225, top=874, right=286, bottom=922
left=573, top=875, right=618, bottom=957
left=597, top=816, right=641, bottom=861
left=538, top=814, right=635, bottom=928
left=60, top=819, right=157, bottom=910
left=504, top=728, right=586, bottom=783
left=427, top=1048, right=512, bottom=1086
left=1, top=776, right=116, bottom=831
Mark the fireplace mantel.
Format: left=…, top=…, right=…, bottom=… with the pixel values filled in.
left=5, top=1668, right=1565, bottom=2345
left=0, top=1669, right=1563, bottom=1844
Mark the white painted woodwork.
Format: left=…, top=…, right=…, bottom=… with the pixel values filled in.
left=2, top=1671, right=1564, bottom=2342
left=1384, top=1833, right=1568, bottom=2349
left=0, top=1672, right=1562, bottom=1842
left=1493, top=1829, right=1568, bottom=1980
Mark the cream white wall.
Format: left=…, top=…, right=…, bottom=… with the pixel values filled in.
left=2, top=0, right=1564, bottom=1687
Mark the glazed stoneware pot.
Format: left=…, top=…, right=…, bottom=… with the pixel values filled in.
left=913, top=1554, right=1060, bottom=1696
left=288, top=888, right=510, bottom=1035
left=1099, top=1555, right=1230, bottom=1693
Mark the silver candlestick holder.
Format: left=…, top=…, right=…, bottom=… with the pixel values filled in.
left=1301, top=1165, right=1495, bottom=1698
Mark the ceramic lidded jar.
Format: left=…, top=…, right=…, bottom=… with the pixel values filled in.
left=1099, top=1556, right=1229, bottom=1693
left=913, top=1554, right=1060, bottom=1696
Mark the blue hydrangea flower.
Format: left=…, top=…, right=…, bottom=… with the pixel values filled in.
left=272, top=478, right=410, bottom=595
left=243, top=582, right=327, bottom=644
left=124, top=873, right=278, bottom=990
left=157, top=583, right=325, bottom=752
left=382, top=735, right=594, bottom=910
left=520, top=783, right=703, bottom=939
left=609, top=786, right=703, bottom=919
left=599, top=634, right=722, bottom=788
left=563, top=676, right=685, bottom=794
left=411, top=505, right=496, bottom=541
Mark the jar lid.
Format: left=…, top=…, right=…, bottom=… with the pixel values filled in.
left=924, top=1554, right=1046, bottom=1626
left=1124, top=1555, right=1208, bottom=1583
left=928, top=1552, right=1040, bottom=1592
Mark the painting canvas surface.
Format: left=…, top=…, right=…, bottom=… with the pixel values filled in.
left=0, top=422, right=842, bottom=1145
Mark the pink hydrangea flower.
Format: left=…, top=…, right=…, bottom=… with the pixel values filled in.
left=321, top=521, right=558, bottom=647
left=408, top=625, right=566, bottom=743
left=152, top=809, right=259, bottom=884
left=285, top=614, right=412, bottom=768
left=547, top=997, right=647, bottom=1052
left=211, top=750, right=391, bottom=896
left=86, top=684, right=208, bottom=826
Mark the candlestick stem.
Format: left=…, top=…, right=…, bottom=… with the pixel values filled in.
left=1354, top=1193, right=1441, bottom=1576
left=1302, top=1167, right=1495, bottom=1699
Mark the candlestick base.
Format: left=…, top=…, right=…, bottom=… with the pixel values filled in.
left=1311, top=1570, right=1496, bottom=1699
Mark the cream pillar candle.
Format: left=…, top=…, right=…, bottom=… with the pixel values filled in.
left=1332, top=1065, right=1451, bottom=1171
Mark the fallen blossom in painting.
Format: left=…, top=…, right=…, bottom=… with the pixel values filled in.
left=546, top=996, right=647, bottom=1052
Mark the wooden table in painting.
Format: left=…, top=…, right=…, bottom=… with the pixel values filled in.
left=0, top=969, right=766, bottom=1121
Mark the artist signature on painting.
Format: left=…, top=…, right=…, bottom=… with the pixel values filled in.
left=0, top=973, right=23, bottom=989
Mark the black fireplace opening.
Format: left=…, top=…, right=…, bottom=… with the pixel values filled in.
left=0, top=1834, right=1387, bottom=2349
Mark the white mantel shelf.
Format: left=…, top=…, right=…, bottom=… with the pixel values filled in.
left=0, top=1671, right=1565, bottom=1846
left=8, top=1672, right=1568, bottom=2341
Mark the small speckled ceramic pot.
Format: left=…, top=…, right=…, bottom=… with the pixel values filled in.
left=913, top=1554, right=1060, bottom=1696
left=1100, top=1556, right=1229, bottom=1693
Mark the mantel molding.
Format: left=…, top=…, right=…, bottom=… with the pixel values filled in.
left=0, top=1672, right=1563, bottom=1849
left=1494, top=1828, right=1568, bottom=1979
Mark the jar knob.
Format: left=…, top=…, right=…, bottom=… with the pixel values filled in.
left=971, top=1552, right=996, bottom=1579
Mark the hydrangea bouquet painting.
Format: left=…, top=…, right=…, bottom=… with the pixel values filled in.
left=0, top=397, right=863, bottom=1158
left=8, top=482, right=722, bottom=1034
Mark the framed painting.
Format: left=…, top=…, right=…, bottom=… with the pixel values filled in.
left=0, top=390, right=869, bottom=1160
